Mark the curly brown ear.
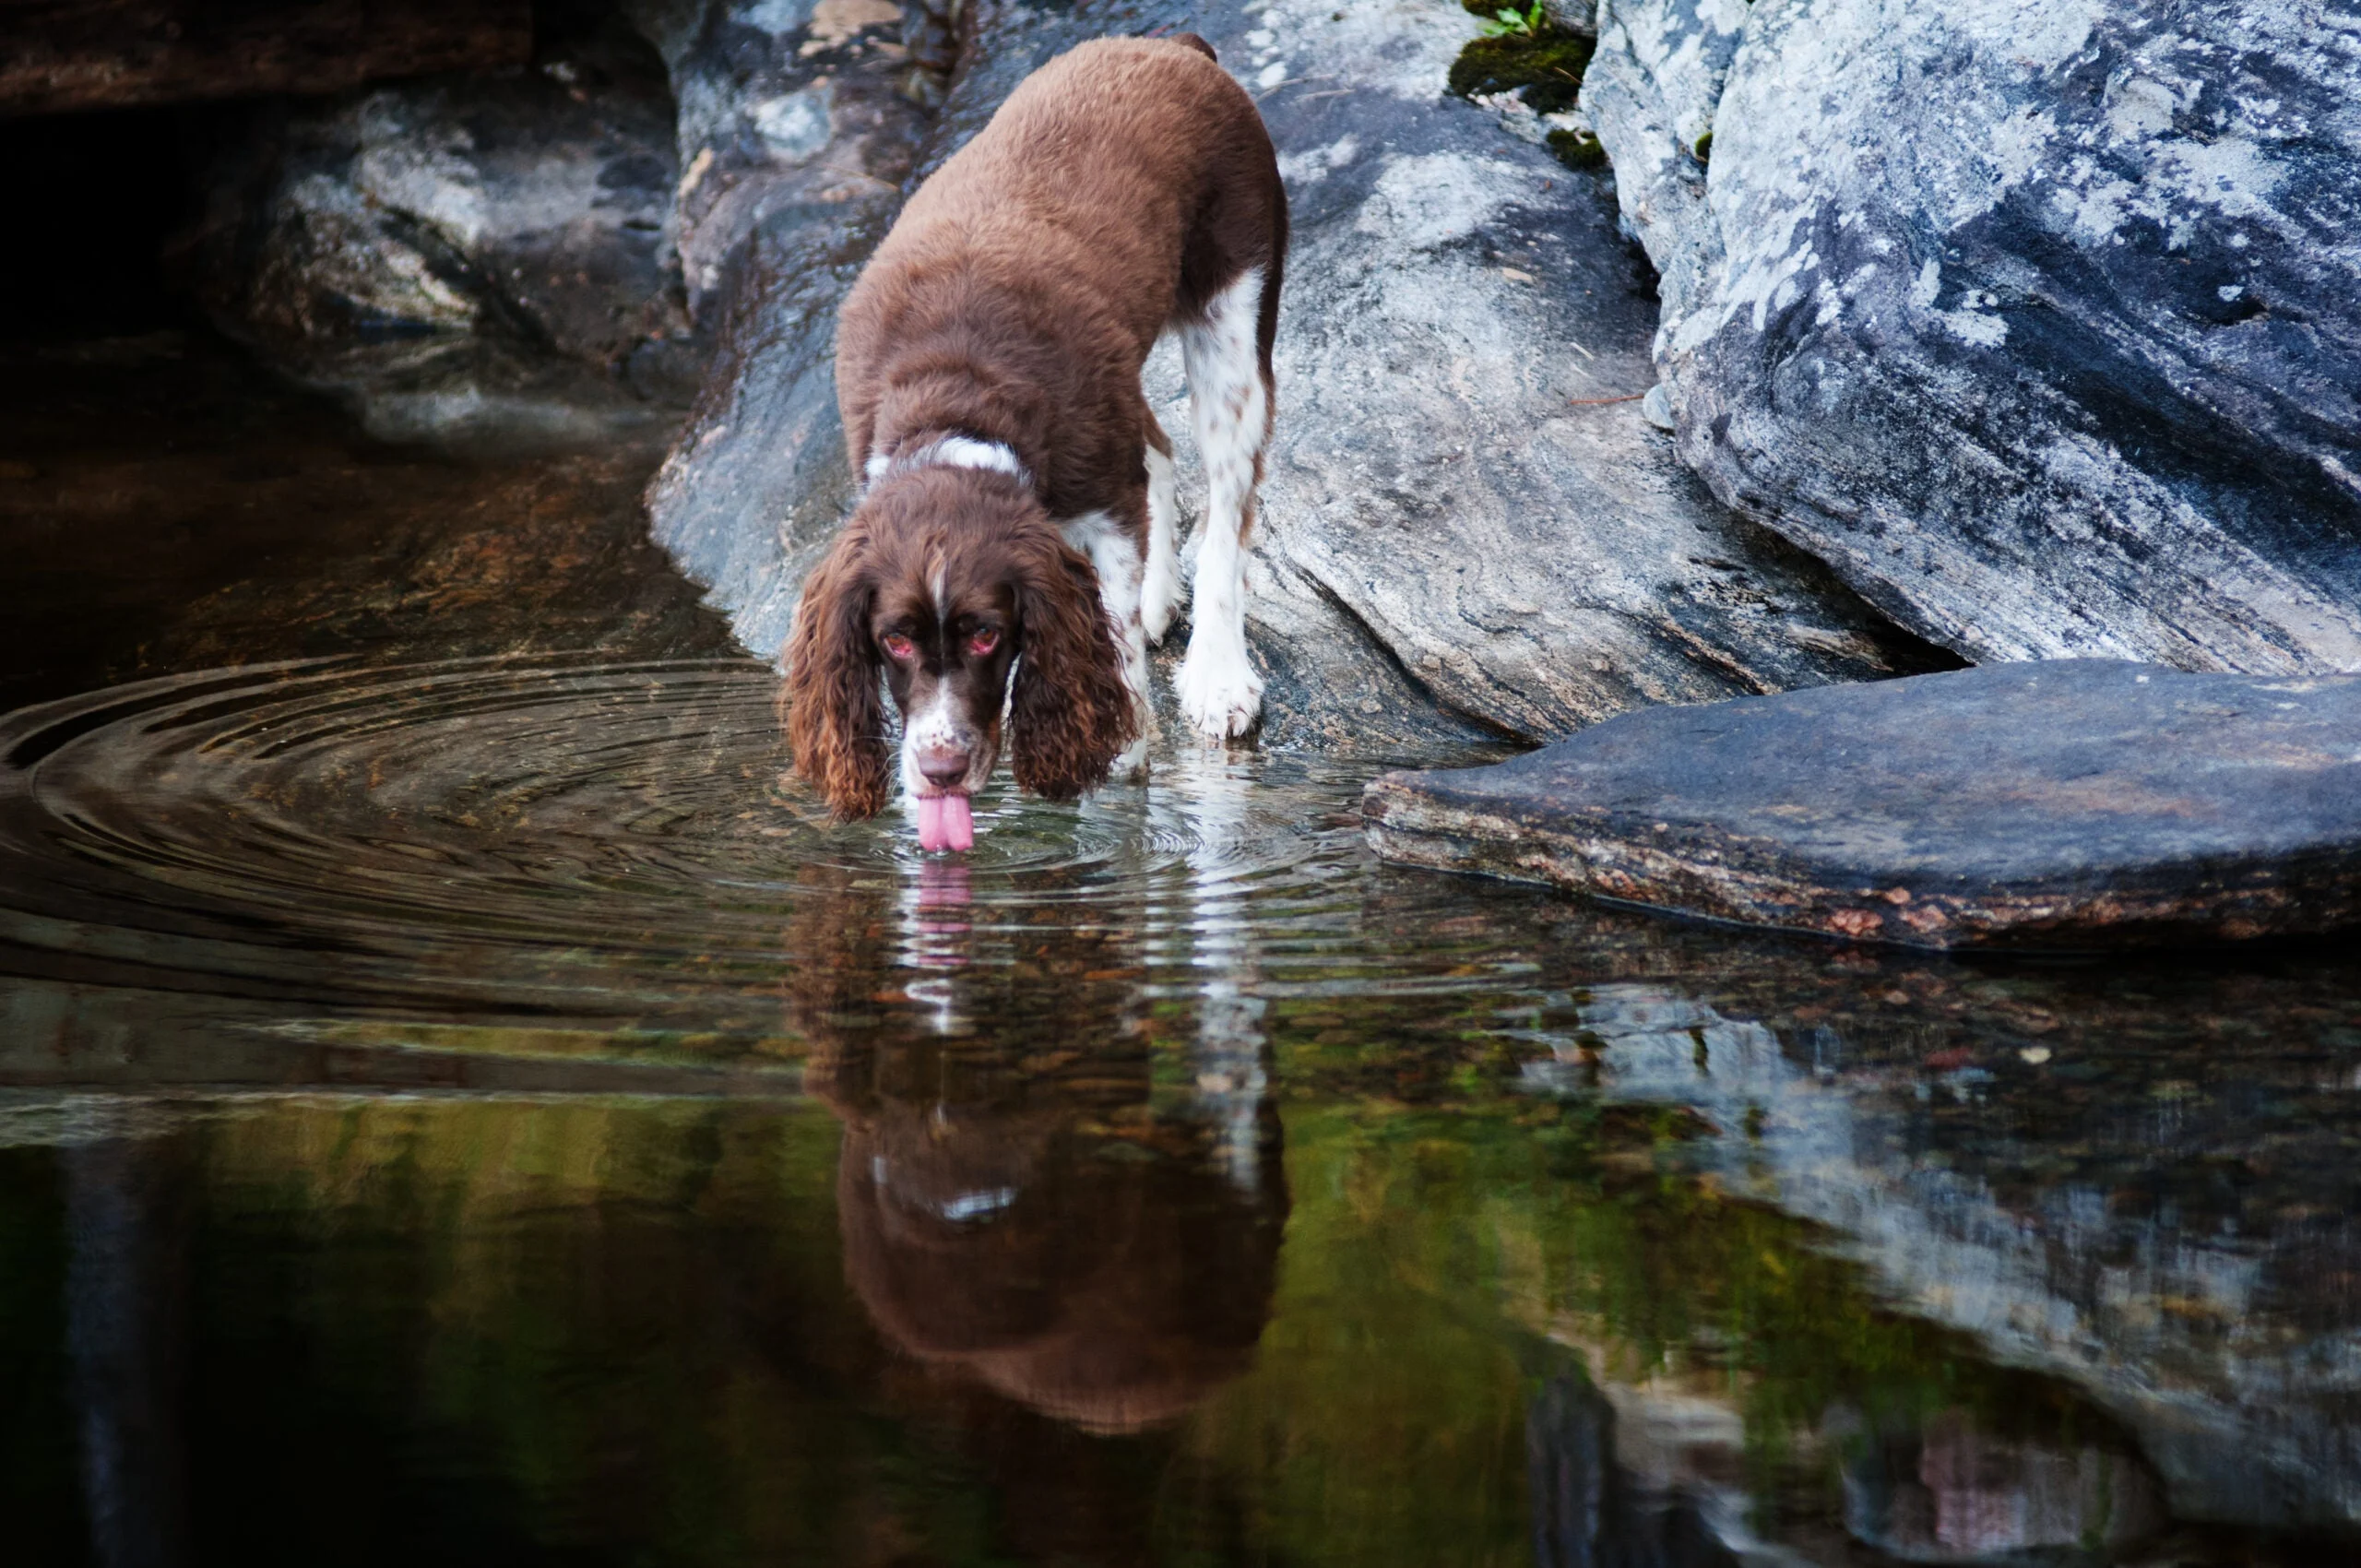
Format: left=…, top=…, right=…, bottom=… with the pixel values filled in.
left=1009, top=528, right=1141, bottom=799
left=783, top=531, right=890, bottom=818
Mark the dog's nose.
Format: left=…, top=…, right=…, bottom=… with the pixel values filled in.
left=919, top=752, right=970, bottom=789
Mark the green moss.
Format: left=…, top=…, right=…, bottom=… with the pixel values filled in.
left=1546, top=127, right=1606, bottom=170
left=1447, top=24, right=1596, bottom=117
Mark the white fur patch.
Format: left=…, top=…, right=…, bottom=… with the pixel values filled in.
left=1062, top=508, right=1153, bottom=777
left=1141, top=442, right=1183, bottom=645
left=897, top=681, right=969, bottom=801
left=865, top=434, right=1032, bottom=490
left=1175, top=267, right=1268, bottom=740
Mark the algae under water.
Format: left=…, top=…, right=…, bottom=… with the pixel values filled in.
left=1, top=334, right=2357, bottom=1565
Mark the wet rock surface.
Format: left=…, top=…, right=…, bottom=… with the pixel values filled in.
left=1364, top=659, right=2361, bottom=948
left=1586, top=0, right=2361, bottom=671
left=645, top=0, right=1945, bottom=751
left=185, top=7, right=698, bottom=445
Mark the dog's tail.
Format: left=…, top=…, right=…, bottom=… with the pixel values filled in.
left=1158, top=30, right=1218, bottom=63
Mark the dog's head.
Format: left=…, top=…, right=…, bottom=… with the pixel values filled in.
left=784, top=468, right=1138, bottom=821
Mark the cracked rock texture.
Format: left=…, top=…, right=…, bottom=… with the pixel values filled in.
left=1585, top=0, right=2361, bottom=672
left=645, top=0, right=1938, bottom=750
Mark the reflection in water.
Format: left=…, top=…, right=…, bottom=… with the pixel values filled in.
left=813, top=1037, right=1283, bottom=1435
left=1836, top=1408, right=2162, bottom=1562
left=4, top=338, right=2359, bottom=1563
left=794, top=826, right=1286, bottom=1437
left=65, top=1128, right=192, bottom=1568
left=1525, top=1375, right=1739, bottom=1568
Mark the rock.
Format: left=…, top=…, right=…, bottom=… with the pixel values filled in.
left=621, top=0, right=950, bottom=331
left=1363, top=659, right=2361, bottom=948
left=0, top=0, right=529, bottom=117
left=646, top=0, right=1943, bottom=751
left=185, top=8, right=698, bottom=446
left=1584, top=0, right=2361, bottom=673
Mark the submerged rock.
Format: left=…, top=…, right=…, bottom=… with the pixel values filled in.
left=646, top=0, right=1940, bottom=750
left=1364, top=660, right=2361, bottom=948
left=1585, top=0, right=2361, bottom=672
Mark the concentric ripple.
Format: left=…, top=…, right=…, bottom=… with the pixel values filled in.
left=0, top=656, right=1530, bottom=1024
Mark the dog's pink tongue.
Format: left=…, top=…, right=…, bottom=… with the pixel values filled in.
left=917, top=793, right=974, bottom=852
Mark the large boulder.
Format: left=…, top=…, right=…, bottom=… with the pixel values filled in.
left=186, top=8, right=699, bottom=445
left=1584, top=0, right=2361, bottom=671
left=644, top=0, right=1942, bottom=750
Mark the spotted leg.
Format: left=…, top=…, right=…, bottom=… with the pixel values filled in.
left=1174, top=267, right=1270, bottom=741
left=1141, top=414, right=1183, bottom=646
left=1060, top=508, right=1154, bottom=779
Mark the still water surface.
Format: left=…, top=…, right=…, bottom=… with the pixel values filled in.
left=1, top=335, right=2355, bottom=1565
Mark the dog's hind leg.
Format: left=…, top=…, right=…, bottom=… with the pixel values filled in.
left=1174, top=267, right=1270, bottom=742
left=1141, top=411, right=1183, bottom=646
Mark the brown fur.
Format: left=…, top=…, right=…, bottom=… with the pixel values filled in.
left=784, top=36, right=1287, bottom=816
left=784, top=518, right=892, bottom=818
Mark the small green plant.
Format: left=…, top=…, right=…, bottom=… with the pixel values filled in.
left=1477, top=0, right=1546, bottom=36
left=1447, top=19, right=1594, bottom=114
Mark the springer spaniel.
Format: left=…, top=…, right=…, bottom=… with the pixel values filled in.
left=784, top=34, right=1287, bottom=849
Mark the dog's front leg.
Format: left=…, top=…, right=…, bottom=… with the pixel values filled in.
left=1175, top=268, right=1268, bottom=741
left=1141, top=424, right=1184, bottom=645
left=1062, top=510, right=1154, bottom=779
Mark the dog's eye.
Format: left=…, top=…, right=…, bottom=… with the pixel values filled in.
left=881, top=633, right=916, bottom=661
left=967, top=627, right=1001, bottom=657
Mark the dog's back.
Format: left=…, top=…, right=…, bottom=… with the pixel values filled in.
left=836, top=37, right=1285, bottom=516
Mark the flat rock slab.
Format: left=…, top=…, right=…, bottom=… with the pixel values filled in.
left=1363, top=660, right=2361, bottom=949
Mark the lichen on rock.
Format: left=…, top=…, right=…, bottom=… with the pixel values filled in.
left=1584, top=0, right=2361, bottom=674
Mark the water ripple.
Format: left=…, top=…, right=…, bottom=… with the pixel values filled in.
left=0, top=657, right=1506, bottom=1020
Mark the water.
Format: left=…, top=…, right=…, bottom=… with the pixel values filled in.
left=2, top=335, right=2357, bottom=1565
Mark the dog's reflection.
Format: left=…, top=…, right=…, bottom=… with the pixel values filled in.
left=787, top=861, right=1287, bottom=1436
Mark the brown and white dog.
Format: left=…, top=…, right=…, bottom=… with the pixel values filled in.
left=784, top=35, right=1287, bottom=849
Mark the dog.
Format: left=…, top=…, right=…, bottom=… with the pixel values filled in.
left=784, top=34, right=1287, bottom=849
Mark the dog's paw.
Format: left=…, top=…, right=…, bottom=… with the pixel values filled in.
left=1110, top=732, right=1151, bottom=781
left=1175, top=642, right=1264, bottom=741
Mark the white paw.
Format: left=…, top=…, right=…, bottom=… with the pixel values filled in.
left=1175, top=641, right=1264, bottom=741
left=1111, top=733, right=1151, bottom=780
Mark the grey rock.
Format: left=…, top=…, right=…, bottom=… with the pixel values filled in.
left=647, top=0, right=1939, bottom=751
left=1364, top=659, right=2361, bottom=948
left=1577, top=0, right=1738, bottom=354
left=621, top=0, right=949, bottom=329
left=188, top=12, right=695, bottom=446
left=1588, top=0, right=2361, bottom=673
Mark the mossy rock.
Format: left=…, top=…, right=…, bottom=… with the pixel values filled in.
left=1547, top=127, right=1605, bottom=170
left=1447, top=25, right=1595, bottom=116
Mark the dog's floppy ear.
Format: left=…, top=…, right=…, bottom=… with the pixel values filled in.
left=1008, top=528, right=1139, bottom=799
left=784, top=529, right=891, bottom=818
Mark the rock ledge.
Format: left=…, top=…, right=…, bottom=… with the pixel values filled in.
left=1364, top=661, right=2361, bottom=949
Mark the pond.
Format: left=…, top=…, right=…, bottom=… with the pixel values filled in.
left=1, top=333, right=2355, bottom=1566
